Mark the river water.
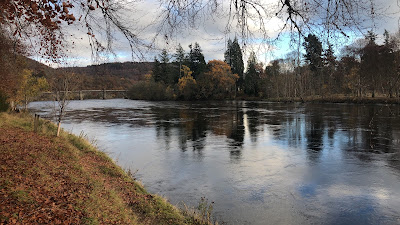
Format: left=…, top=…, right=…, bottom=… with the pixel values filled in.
left=29, top=99, right=400, bottom=225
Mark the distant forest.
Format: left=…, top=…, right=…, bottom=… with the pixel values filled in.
left=130, top=31, right=400, bottom=101
left=61, top=62, right=153, bottom=90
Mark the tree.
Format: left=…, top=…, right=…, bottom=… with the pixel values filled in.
left=152, top=57, right=162, bottom=83
left=303, top=34, right=323, bottom=73
left=224, top=38, right=244, bottom=90
left=178, top=65, right=197, bottom=100
left=159, top=49, right=172, bottom=84
left=265, top=59, right=282, bottom=98
left=198, top=60, right=238, bottom=99
left=174, top=44, right=186, bottom=79
left=323, top=43, right=337, bottom=94
left=50, top=72, right=77, bottom=137
left=244, top=52, right=261, bottom=96
left=188, top=43, right=206, bottom=80
left=1, top=0, right=147, bottom=62
left=303, top=34, right=323, bottom=95
left=16, top=69, right=49, bottom=111
left=360, top=30, right=380, bottom=97
left=380, top=30, right=399, bottom=98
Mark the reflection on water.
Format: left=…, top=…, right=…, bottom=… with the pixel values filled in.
left=29, top=99, right=400, bottom=225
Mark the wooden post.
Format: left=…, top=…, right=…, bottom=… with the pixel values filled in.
left=103, top=89, right=106, bottom=100
left=10, top=101, right=15, bottom=111
left=79, top=91, right=83, bottom=100
left=34, top=114, right=40, bottom=133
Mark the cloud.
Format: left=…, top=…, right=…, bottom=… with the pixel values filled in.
left=30, top=0, right=400, bottom=67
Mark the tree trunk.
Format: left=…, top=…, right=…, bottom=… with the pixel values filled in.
left=24, top=95, right=28, bottom=111
left=57, top=121, right=61, bottom=137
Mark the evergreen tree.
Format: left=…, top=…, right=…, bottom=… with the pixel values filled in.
left=383, top=29, right=391, bottom=46
left=303, top=34, right=323, bottom=95
left=360, top=30, right=379, bottom=97
left=303, top=34, right=323, bottom=73
left=188, top=42, right=206, bottom=80
left=174, top=44, right=186, bottom=80
left=152, top=49, right=174, bottom=84
left=152, top=57, right=162, bottom=83
left=159, top=49, right=172, bottom=84
left=323, top=43, right=337, bottom=94
left=244, top=52, right=260, bottom=96
left=224, top=37, right=244, bottom=90
left=366, top=30, right=377, bottom=45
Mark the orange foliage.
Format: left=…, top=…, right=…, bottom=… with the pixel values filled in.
left=199, top=60, right=238, bottom=99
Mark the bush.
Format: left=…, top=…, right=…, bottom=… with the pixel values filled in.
left=128, top=81, right=176, bottom=101
left=0, top=91, right=9, bottom=112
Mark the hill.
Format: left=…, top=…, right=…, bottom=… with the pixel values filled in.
left=60, top=62, right=153, bottom=90
left=24, top=58, right=153, bottom=90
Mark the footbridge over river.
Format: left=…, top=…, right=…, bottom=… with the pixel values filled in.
left=39, top=89, right=129, bottom=101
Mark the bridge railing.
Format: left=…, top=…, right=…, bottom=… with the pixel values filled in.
left=39, top=90, right=128, bottom=101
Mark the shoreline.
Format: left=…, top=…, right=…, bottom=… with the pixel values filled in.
left=0, top=113, right=213, bottom=224
left=236, top=96, right=400, bottom=104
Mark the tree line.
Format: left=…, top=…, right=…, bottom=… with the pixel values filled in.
left=130, top=30, right=400, bottom=101
left=129, top=38, right=264, bottom=100
left=262, top=30, right=400, bottom=100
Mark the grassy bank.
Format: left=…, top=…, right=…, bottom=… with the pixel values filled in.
left=0, top=113, right=213, bottom=224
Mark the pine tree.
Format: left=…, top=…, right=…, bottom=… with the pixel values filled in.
left=159, top=49, right=171, bottom=84
left=224, top=37, right=244, bottom=90
left=174, top=44, right=186, bottom=80
left=152, top=57, right=162, bottom=83
left=244, top=52, right=260, bottom=96
left=303, top=34, right=323, bottom=73
left=188, top=42, right=206, bottom=80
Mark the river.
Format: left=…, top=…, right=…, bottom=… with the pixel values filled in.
left=29, top=99, right=400, bottom=225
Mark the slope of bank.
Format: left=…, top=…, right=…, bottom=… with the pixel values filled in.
left=0, top=113, right=210, bottom=224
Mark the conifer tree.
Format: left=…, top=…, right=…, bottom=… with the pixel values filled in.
left=174, top=44, right=186, bottom=80
left=188, top=42, right=206, bottom=80
left=152, top=57, right=162, bottom=83
left=244, top=52, right=260, bottom=96
left=224, top=38, right=244, bottom=90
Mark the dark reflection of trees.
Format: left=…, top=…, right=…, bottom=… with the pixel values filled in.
left=246, top=109, right=260, bottom=143
left=227, top=104, right=245, bottom=147
left=190, top=112, right=207, bottom=152
left=227, top=103, right=245, bottom=162
left=148, top=101, right=249, bottom=161
left=177, top=109, right=208, bottom=153
left=260, top=103, right=400, bottom=167
left=49, top=100, right=400, bottom=169
left=153, top=107, right=177, bottom=150
left=305, top=110, right=324, bottom=162
left=336, top=104, right=400, bottom=165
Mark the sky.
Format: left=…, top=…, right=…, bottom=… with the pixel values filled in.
left=31, top=0, right=400, bottom=68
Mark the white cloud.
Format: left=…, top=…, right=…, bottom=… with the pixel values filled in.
left=30, top=0, right=400, bottom=67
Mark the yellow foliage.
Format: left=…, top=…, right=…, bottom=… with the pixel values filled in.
left=144, top=73, right=153, bottom=82
left=16, top=69, right=49, bottom=106
left=178, top=65, right=197, bottom=99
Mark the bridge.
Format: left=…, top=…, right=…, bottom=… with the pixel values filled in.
left=39, top=89, right=129, bottom=101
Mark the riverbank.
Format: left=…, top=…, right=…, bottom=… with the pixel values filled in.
left=0, top=113, right=212, bottom=224
left=237, top=95, right=400, bottom=104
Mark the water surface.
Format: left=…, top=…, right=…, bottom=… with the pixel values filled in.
left=29, top=99, right=400, bottom=225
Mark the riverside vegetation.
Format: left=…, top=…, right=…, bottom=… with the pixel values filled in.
left=0, top=112, right=216, bottom=224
